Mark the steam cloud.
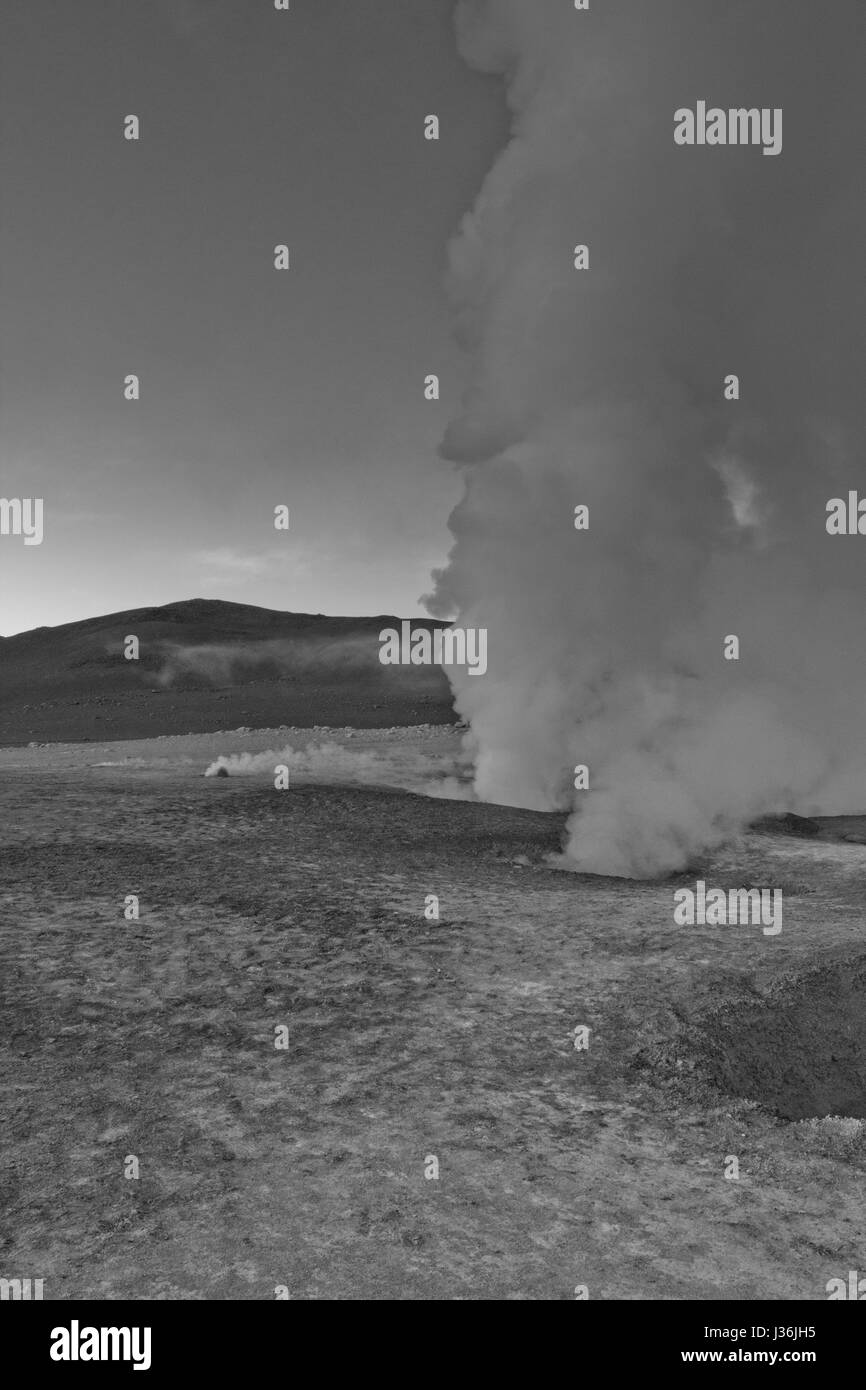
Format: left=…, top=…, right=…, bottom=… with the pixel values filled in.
left=205, top=740, right=472, bottom=797
left=426, top=0, right=866, bottom=876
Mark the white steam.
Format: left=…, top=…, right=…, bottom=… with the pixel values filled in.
left=426, top=0, right=866, bottom=876
left=205, top=740, right=473, bottom=798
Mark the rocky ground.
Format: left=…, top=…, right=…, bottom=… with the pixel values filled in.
left=1, top=727, right=864, bottom=1299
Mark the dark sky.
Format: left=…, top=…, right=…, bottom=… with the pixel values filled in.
left=0, top=0, right=506, bottom=634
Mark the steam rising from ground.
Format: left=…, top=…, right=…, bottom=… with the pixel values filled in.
left=424, top=0, right=866, bottom=877
left=157, top=636, right=379, bottom=686
left=205, top=740, right=473, bottom=799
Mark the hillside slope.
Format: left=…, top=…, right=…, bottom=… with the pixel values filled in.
left=0, top=599, right=456, bottom=744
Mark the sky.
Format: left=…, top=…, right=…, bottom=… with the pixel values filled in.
left=0, top=0, right=506, bottom=635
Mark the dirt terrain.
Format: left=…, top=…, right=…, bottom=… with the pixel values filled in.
left=1, top=728, right=864, bottom=1300
left=0, top=600, right=455, bottom=744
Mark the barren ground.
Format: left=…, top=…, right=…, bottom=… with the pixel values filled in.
left=1, top=728, right=864, bottom=1299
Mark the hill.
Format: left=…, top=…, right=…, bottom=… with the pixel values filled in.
left=0, top=598, right=456, bottom=744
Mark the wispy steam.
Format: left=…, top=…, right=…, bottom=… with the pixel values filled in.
left=205, top=739, right=472, bottom=798
left=426, top=0, right=865, bottom=876
left=157, top=635, right=377, bottom=686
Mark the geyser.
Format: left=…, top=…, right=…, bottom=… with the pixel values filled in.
left=426, top=0, right=866, bottom=877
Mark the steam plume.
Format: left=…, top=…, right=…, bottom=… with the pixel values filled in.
left=205, top=740, right=471, bottom=796
left=426, top=0, right=865, bottom=876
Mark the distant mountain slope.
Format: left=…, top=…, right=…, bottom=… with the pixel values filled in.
left=0, top=599, right=456, bottom=744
